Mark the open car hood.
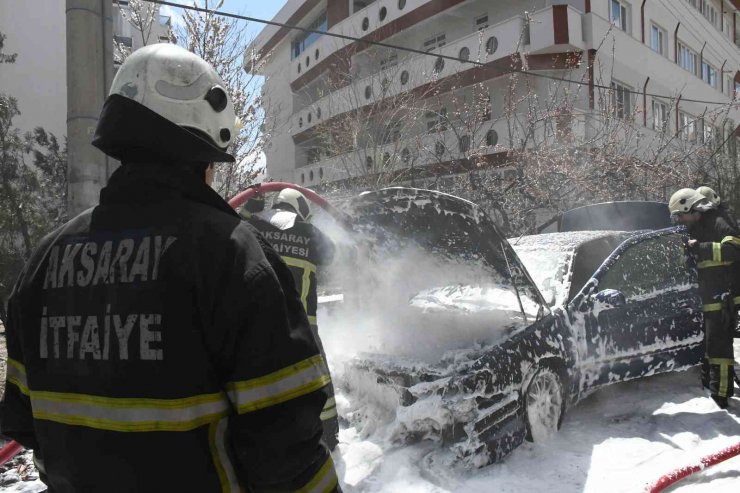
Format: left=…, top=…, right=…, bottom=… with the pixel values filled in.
left=344, top=187, right=546, bottom=309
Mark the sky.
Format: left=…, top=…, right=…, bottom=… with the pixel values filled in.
left=160, top=0, right=288, bottom=41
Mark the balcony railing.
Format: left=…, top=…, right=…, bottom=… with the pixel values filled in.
left=291, top=16, right=528, bottom=137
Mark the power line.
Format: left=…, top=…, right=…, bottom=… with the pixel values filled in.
left=146, top=0, right=739, bottom=107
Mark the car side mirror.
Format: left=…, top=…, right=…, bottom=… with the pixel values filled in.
left=594, top=289, right=626, bottom=309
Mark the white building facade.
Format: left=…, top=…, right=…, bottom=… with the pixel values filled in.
left=247, top=0, right=740, bottom=189
left=0, top=0, right=172, bottom=140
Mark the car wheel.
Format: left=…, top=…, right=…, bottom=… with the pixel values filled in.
left=525, top=367, right=564, bottom=442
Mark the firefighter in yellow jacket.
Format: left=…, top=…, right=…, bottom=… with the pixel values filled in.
left=0, top=44, right=340, bottom=492
left=242, top=189, right=339, bottom=450
left=670, top=188, right=740, bottom=409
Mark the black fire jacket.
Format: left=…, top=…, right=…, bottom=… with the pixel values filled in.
left=0, top=163, right=340, bottom=493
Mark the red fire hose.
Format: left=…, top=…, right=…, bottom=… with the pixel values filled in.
left=0, top=441, right=23, bottom=466
left=647, top=441, right=740, bottom=492
left=228, top=182, right=352, bottom=229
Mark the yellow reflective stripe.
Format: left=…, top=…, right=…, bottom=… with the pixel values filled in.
left=721, top=236, right=740, bottom=247
left=320, top=397, right=337, bottom=421
left=708, top=357, right=736, bottom=365
left=703, top=303, right=723, bottom=312
left=283, top=257, right=316, bottom=313
left=297, top=455, right=338, bottom=493
left=697, top=260, right=732, bottom=268
left=6, top=358, right=29, bottom=396
left=308, top=315, right=317, bottom=326
left=30, top=390, right=229, bottom=432
left=720, top=364, right=729, bottom=397
left=226, top=355, right=330, bottom=414
left=734, top=296, right=740, bottom=306
left=713, top=242, right=723, bottom=263
left=209, top=418, right=242, bottom=493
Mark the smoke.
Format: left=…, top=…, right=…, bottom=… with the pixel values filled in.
left=312, top=211, right=531, bottom=367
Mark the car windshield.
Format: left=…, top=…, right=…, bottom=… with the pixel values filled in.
left=512, top=246, right=573, bottom=307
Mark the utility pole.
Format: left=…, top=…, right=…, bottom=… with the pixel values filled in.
left=66, top=0, right=114, bottom=217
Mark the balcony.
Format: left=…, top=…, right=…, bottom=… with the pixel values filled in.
left=290, top=5, right=586, bottom=139
left=290, top=0, right=435, bottom=86
left=292, top=118, right=512, bottom=187
left=290, top=15, right=528, bottom=138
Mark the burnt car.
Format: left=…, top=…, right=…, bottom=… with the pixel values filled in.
left=334, top=188, right=703, bottom=467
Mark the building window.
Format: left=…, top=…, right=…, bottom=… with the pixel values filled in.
left=380, top=52, right=398, bottom=70
left=610, top=81, right=632, bottom=119
left=475, top=14, right=489, bottom=31
left=301, top=173, right=305, bottom=184
left=679, top=112, right=697, bottom=141
left=400, top=70, right=409, bottom=85
left=319, top=167, right=324, bottom=179
left=433, top=57, right=445, bottom=74
left=423, top=33, right=446, bottom=52
left=482, top=94, right=491, bottom=121
left=398, top=0, right=406, bottom=10
left=652, top=100, right=669, bottom=132
left=699, top=0, right=719, bottom=29
left=702, top=122, right=715, bottom=144
left=379, top=7, right=387, bottom=21
left=382, top=152, right=391, bottom=165
left=291, top=11, right=327, bottom=60
left=435, top=141, right=446, bottom=157
left=426, top=108, right=447, bottom=132
left=315, top=48, right=320, bottom=60
left=353, top=0, right=376, bottom=13
left=298, top=117, right=303, bottom=128
left=362, top=17, right=369, bottom=31
left=459, top=47, right=470, bottom=63
left=401, top=147, right=411, bottom=164
left=309, top=170, right=314, bottom=181
left=610, top=0, right=629, bottom=32
left=307, top=148, right=322, bottom=164
left=678, top=43, right=697, bottom=74
left=486, top=129, right=498, bottom=147
left=366, top=156, right=373, bottom=169
left=459, top=135, right=471, bottom=153
left=485, top=37, right=498, bottom=55
left=114, top=35, right=133, bottom=48
left=650, top=24, right=666, bottom=55
left=364, top=85, right=372, bottom=100
left=701, top=62, right=718, bottom=88
left=307, top=112, right=312, bottom=124
left=316, top=107, right=322, bottom=119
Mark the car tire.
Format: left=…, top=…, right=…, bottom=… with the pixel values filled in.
left=524, top=366, right=564, bottom=442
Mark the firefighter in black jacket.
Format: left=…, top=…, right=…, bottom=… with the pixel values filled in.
left=0, top=44, right=340, bottom=492
left=670, top=188, right=740, bottom=409
left=242, top=189, right=339, bottom=450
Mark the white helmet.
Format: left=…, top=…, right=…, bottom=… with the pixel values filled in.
left=668, top=188, right=706, bottom=215
left=696, top=186, right=721, bottom=206
left=102, top=44, right=236, bottom=161
left=274, top=188, right=312, bottom=221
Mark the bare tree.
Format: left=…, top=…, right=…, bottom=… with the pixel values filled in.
left=178, top=0, right=272, bottom=198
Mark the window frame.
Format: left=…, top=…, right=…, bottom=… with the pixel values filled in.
left=650, top=23, right=666, bottom=56
left=701, top=61, right=718, bottom=89
left=475, top=14, right=489, bottom=31
left=610, top=0, right=630, bottom=33
left=679, top=111, right=697, bottom=142
left=422, top=33, right=446, bottom=52
left=652, top=99, right=669, bottom=132
left=677, top=42, right=697, bottom=75
left=610, top=80, right=633, bottom=119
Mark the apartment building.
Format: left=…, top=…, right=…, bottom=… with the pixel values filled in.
left=246, top=0, right=740, bottom=189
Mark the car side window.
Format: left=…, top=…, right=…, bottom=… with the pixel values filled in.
left=598, top=234, right=692, bottom=299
